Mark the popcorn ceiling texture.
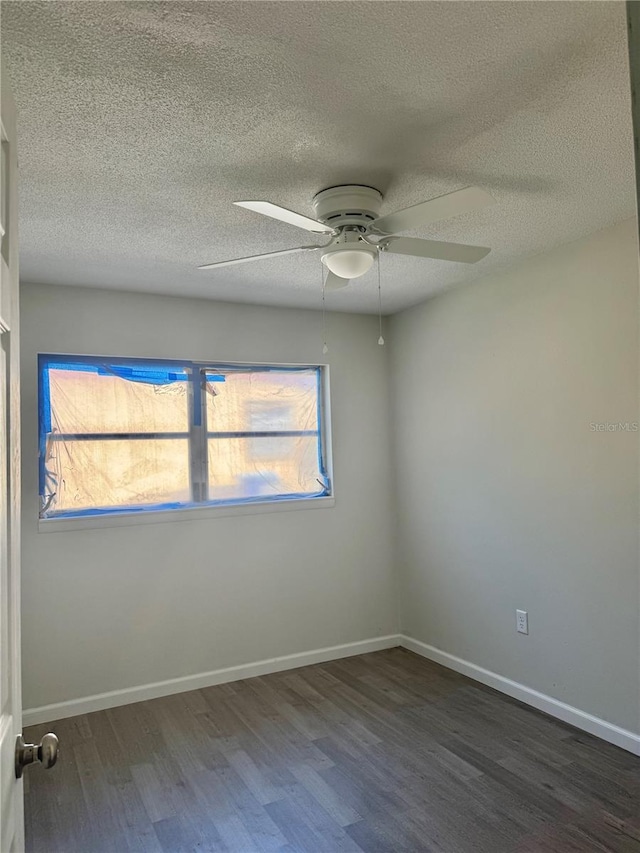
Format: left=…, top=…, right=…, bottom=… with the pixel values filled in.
left=1, top=1, right=636, bottom=314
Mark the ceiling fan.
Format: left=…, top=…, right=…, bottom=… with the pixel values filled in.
left=199, top=184, right=494, bottom=290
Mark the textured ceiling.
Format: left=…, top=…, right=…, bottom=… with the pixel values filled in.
left=1, top=1, right=636, bottom=314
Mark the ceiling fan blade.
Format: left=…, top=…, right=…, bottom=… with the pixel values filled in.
left=198, top=245, right=318, bottom=270
left=234, top=201, right=334, bottom=234
left=324, top=271, right=349, bottom=291
left=371, top=186, right=495, bottom=235
left=383, top=237, right=490, bottom=264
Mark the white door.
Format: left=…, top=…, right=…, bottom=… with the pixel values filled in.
left=0, top=63, right=24, bottom=853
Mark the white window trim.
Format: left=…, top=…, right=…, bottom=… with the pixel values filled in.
left=38, top=494, right=336, bottom=533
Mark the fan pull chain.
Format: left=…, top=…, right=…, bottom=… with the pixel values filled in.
left=377, top=254, right=385, bottom=346
left=321, top=268, right=329, bottom=355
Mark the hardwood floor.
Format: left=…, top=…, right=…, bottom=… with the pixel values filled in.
left=23, top=648, right=640, bottom=853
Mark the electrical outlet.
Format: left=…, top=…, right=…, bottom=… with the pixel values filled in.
left=516, top=609, right=528, bottom=634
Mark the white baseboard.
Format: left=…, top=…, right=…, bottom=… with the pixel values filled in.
left=24, top=633, right=640, bottom=757
left=399, top=635, right=640, bottom=757
left=22, top=634, right=400, bottom=726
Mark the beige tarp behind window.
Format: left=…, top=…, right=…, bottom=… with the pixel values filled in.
left=44, top=368, right=191, bottom=515
left=205, top=370, right=321, bottom=502
left=41, top=362, right=325, bottom=517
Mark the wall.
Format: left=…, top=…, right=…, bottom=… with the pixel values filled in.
left=390, top=217, right=640, bottom=734
left=20, top=284, right=397, bottom=712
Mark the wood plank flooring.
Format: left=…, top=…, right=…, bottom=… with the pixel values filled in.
left=23, top=648, right=640, bottom=853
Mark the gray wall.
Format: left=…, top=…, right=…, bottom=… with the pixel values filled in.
left=20, top=284, right=397, bottom=710
left=390, top=218, right=640, bottom=733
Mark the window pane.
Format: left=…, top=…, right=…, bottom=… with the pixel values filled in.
left=208, top=436, right=322, bottom=501
left=47, top=438, right=190, bottom=514
left=205, top=369, right=318, bottom=434
left=48, top=366, right=189, bottom=434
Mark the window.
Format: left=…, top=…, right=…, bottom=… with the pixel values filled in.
left=38, top=355, right=331, bottom=519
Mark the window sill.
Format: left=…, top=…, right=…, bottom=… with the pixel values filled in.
left=38, top=495, right=336, bottom=533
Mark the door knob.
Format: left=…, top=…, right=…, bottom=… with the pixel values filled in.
left=15, top=732, right=59, bottom=778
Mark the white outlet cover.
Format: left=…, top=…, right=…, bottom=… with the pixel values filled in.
left=516, top=609, right=529, bottom=634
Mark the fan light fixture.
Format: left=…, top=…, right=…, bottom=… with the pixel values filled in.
left=321, top=245, right=376, bottom=279
left=320, top=226, right=378, bottom=279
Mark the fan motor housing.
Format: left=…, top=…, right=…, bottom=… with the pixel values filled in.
left=313, top=185, right=383, bottom=230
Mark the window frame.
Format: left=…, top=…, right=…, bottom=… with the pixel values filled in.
left=37, top=354, right=334, bottom=530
